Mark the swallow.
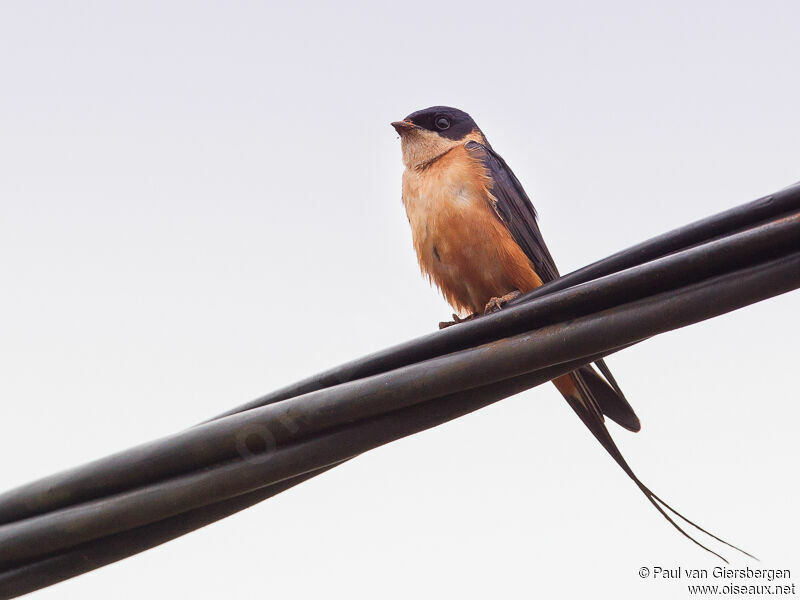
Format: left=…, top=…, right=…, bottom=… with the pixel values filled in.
left=392, top=106, right=750, bottom=561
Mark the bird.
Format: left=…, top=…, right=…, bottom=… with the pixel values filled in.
left=391, top=105, right=750, bottom=561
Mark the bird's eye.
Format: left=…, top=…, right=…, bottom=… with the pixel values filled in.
left=435, top=116, right=451, bottom=130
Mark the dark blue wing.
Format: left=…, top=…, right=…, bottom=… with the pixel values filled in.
left=465, top=140, right=641, bottom=432
left=465, top=140, right=560, bottom=283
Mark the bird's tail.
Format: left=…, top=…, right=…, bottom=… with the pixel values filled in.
left=553, top=369, right=755, bottom=562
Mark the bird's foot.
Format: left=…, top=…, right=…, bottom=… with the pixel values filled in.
left=438, top=313, right=478, bottom=329
left=483, top=290, right=522, bottom=315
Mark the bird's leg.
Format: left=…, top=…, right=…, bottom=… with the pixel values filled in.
left=438, top=313, right=478, bottom=329
left=483, top=290, right=522, bottom=315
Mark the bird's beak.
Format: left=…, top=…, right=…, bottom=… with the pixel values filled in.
left=391, top=120, right=417, bottom=134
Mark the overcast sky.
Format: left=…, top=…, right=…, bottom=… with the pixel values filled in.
left=1, top=1, right=798, bottom=598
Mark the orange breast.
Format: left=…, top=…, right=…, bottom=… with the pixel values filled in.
left=402, top=145, right=543, bottom=315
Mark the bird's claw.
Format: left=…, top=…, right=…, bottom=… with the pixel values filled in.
left=438, top=313, right=478, bottom=329
left=483, top=290, right=522, bottom=315
left=438, top=290, right=522, bottom=328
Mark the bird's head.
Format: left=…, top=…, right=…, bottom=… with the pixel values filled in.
left=391, top=106, right=488, bottom=168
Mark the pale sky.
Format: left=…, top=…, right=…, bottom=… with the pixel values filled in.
left=0, top=1, right=798, bottom=598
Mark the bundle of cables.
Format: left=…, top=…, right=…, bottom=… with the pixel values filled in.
left=1, top=181, right=798, bottom=598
